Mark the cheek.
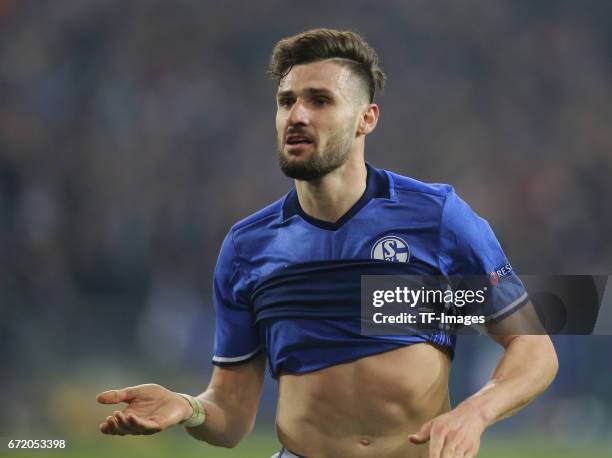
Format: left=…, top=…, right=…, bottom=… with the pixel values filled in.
left=275, top=112, right=286, bottom=134
left=327, top=115, right=356, bottom=139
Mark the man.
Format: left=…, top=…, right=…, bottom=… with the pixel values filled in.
left=97, top=29, right=558, bottom=458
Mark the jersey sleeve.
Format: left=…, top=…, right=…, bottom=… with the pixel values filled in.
left=439, top=188, right=529, bottom=322
left=211, top=229, right=261, bottom=366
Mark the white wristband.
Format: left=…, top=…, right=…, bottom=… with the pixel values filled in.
left=178, top=393, right=207, bottom=427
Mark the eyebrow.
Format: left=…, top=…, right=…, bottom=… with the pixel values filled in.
left=276, top=87, right=335, bottom=99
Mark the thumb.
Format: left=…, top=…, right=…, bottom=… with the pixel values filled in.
left=409, top=420, right=432, bottom=444
left=96, top=387, right=135, bottom=405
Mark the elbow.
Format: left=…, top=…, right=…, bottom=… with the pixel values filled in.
left=222, top=424, right=255, bottom=448
left=207, top=440, right=239, bottom=449
left=186, top=423, right=248, bottom=449
left=223, top=425, right=255, bottom=449
left=536, top=336, right=558, bottom=392
left=546, top=340, right=559, bottom=385
left=208, top=416, right=256, bottom=449
left=201, top=433, right=243, bottom=449
left=217, top=438, right=241, bottom=449
left=519, top=335, right=558, bottom=393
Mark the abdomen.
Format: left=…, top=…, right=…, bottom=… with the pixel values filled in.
left=276, top=342, right=451, bottom=458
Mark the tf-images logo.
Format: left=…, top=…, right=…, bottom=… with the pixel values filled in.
left=371, top=236, right=410, bottom=263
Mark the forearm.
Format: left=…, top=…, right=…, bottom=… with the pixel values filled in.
left=184, top=388, right=256, bottom=448
left=459, top=335, right=558, bottom=427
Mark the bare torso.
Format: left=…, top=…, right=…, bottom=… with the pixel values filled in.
left=276, top=343, right=451, bottom=458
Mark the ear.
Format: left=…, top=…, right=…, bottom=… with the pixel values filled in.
left=357, top=104, right=379, bottom=136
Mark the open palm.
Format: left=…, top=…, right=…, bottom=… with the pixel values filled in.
left=97, top=383, right=191, bottom=435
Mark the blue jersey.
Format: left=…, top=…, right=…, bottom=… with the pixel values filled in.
left=211, top=163, right=528, bottom=378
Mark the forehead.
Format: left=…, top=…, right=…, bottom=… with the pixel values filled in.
left=277, top=60, right=356, bottom=97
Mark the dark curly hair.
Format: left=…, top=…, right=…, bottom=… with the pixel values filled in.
left=268, top=28, right=386, bottom=103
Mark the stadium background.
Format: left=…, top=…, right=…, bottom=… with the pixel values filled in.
left=1, top=0, right=611, bottom=456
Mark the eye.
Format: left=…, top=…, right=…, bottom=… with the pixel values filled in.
left=278, top=98, right=294, bottom=108
left=312, top=97, right=329, bottom=107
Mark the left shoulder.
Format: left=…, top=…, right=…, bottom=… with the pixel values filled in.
left=385, top=169, right=453, bottom=197
left=381, top=168, right=454, bottom=208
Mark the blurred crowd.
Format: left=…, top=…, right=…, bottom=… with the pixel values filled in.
left=0, top=0, right=611, bottom=441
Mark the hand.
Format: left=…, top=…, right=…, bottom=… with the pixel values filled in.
left=409, top=404, right=486, bottom=458
left=97, top=383, right=193, bottom=435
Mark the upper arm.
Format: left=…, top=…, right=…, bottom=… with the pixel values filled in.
left=208, top=230, right=264, bottom=425
left=486, top=301, right=546, bottom=340
left=212, top=230, right=261, bottom=365
left=486, top=302, right=558, bottom=376
left=439, top=188, right=529, bottom=322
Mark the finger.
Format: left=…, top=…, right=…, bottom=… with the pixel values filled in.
left=107, top=415, right=129, bottom=436
left=465, top=442, right=480, bottom=458
left=102, top=416, right=117, bottom=435
left=99, top=421, right=112, bottom=434
left=108, top=416, right=125, bottom=436
left=101, top=415, right=119, bottom=435
left=429, top=425, right=446, bottom=458
left=126, top=413, right=162, bottom=435
left=441, top=434, right=466, bottom=458
left=114, top=411, right=141, bottom=435
left=409, top=420, right=432, bottom=444
left=97, top=387, right=135, bottom=405
left=455, top=438, right=475, bottom=458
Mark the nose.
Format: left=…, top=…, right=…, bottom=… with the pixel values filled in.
left=287, top=100, right=310, bottom=126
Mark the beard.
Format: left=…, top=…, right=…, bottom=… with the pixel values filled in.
left=277, top=126, right=354, bottom=181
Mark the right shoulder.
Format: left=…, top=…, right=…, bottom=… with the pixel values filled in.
left=215, top=194, right=288, bottom=275
left=229, top=194, right=288, bottom=243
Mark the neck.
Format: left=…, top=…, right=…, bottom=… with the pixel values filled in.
left=295, top=156, right=367, bottom=223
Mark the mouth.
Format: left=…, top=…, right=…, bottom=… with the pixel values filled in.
left=284, top=134, right=315, bottom=154
left=285, top=135, right=314, bottom=147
